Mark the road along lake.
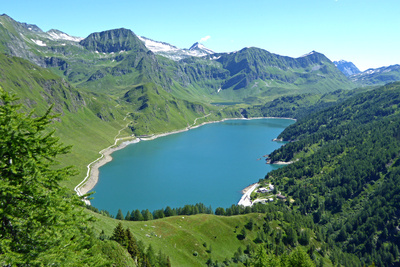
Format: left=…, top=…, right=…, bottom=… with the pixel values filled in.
left=90, top=118, right=294, bottom=214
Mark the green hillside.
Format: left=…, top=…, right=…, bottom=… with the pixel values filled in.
left=0, top=53, right=130, bottom=187
left=242, top=86, right=374, bottom=120
left=263, top=82, right=400, bottom=266
left=351, top=65, right=400, bottom=87
left=89, top=205, right=360, bottom=266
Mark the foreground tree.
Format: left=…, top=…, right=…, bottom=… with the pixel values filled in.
left=0, top=89, right=103, bottom=265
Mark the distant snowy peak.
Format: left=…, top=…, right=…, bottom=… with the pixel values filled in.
left=138, top=36, right=180, bottom=53
left=334, top=60, right=361, bottom=77
left=189, top=42, right=215, bottom=55
left=46, top=29, right=83, bottom=42
left=139, top=37, right=215, bottom=61
left=350, top=64, right=400, bottom=86
left=353, top=64, right=400, bottom=77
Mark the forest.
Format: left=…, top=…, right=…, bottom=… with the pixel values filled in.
left=264, top=82, right=400, bottom=266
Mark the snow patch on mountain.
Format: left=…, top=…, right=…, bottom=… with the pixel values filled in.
left=138, top=36, right=180, bottom=53
left=299, top=51, right=317, bottom=58
left=31, top=39, right=46, bottom=46
left=139, top=36, right=215, bottom=61
left=353, top=65, right=400, bottom=77
left=47, top=29, right=83, bottom=42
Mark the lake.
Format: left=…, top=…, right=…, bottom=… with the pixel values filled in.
left=90, top=118, right=294, bottom=215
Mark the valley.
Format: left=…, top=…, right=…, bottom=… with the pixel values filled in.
left=1, top=12, right=400, bottom=266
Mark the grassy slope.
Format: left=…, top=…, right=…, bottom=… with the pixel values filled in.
left=0, top=53, right=130, bottom=188
left=90, top=212, right=253, bottom=266
left=89, top=211, right=330, bottom=266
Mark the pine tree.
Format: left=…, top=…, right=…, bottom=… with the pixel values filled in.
left=252, top=247, right=269, bottom=267
left=132, top=209, right=144, bottom=221
left=0, top=89, right=105, bottom=265
left=125, top=210, right=131, bottom=220
left=116, top=209, right=124, bottom=220
left=142, top=209, right=153, bottom=221
left=111, top=222, right=126, bottom=244
left=288, top=247, right=316, bottom=267
left=126, top=227, right=139, bottom=260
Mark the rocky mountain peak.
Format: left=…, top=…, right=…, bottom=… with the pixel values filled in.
left=334, top=60, right=361, bottom=76
left=79, top=28, right=147, bottom=53
left=188, top=42, right=214, bottom=54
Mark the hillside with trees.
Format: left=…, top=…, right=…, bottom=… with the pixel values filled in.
left=263, top=82, right=400, bottom=266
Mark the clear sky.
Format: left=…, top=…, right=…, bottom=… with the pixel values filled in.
left=2, top=0, right=399, bottom=71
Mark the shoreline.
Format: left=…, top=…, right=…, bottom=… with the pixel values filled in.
left=74, top=115, right=296, bottom=204
left=238, top=183, right=259, bottom=207
left=241, top=183, right=259, bottom=194
left=74, top=138, right=139, bottom=204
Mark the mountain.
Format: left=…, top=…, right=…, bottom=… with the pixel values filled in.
left=0, top=14, right=83, bottom=67
left=80, top=28, right=146, bottom=53
left=350, top=64, right=400, bottom=86
left=187, top=42, right=215, bottom=56
left=138, top=36, right=214, bottom=60
left=0, top=14, right=356, bottom=104
left=0, top=13, right=358, bottom=106
left=334, top=60, right=361, bottom=76
left=185, top=49, right=354, bottom=99
left=47, top=29, right=84, bottom=42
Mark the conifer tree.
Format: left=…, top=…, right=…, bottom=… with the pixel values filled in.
left=132, top=209, right=144, bottom=221
left=125, top=210, right=131, bottom=220
left=125, top=227, right=139, bottom=260
left=111, top=222, right=126, bottom=244
left=0, top=89, right=104, bottom=265
left=116, top=208, right=124, bottom=220
left=142, top=209, right=153, bottom=221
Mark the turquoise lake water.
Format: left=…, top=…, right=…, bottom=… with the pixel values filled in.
left=90, top=118, right=294, bottom=215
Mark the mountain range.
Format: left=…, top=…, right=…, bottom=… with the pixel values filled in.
left=0, top=14, right=354, bottom=105
left=2, top=13, right=399, bottom=104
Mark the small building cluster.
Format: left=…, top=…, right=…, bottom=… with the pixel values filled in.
left=257, top=184, right=274, bottom=193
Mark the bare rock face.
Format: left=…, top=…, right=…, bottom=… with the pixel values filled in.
left=334, top=60, right=361, bottom=77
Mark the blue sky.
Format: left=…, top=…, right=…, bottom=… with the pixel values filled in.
left=2, top=0, right=399, bottom=71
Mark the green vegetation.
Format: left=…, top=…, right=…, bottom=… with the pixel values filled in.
left=351, top=65, right=400, bottom=87
left=0, top=53, right=130, bottom=188
left=90, top=205, right=359, bottom=266
left=263, top=82, right=400, bottom=266
left=0, top=90, right=117, bottom=265
left=242, top=87, right=373, bottom=120
left=2, top=13, right=400, bottom=266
